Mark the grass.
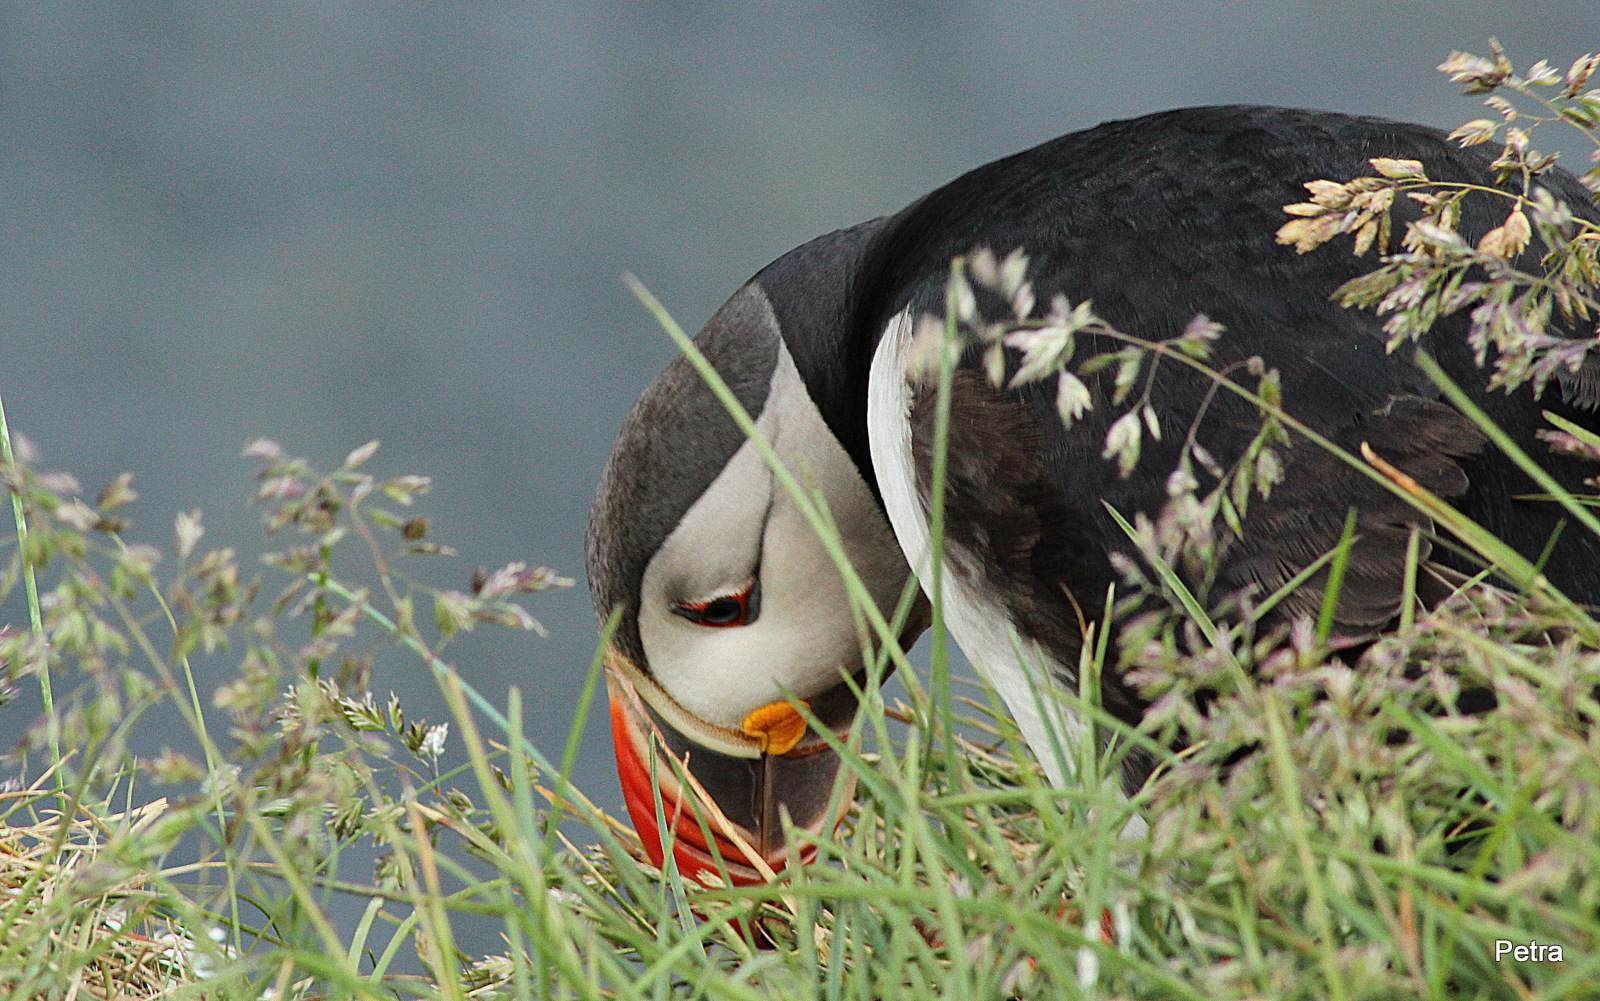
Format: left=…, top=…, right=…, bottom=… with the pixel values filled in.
left=4, top=40, right=1600, bottom=1001
left=4, top=336, right=1599, bottom=1001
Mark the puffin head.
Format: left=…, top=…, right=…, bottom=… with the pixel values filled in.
left=586, top=225, right=926, bottom=884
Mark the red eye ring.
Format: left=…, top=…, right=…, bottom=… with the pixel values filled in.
left=670, top=581, right=756, bottom=628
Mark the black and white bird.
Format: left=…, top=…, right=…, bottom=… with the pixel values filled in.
left=586, top=105, right=1600, bottom=885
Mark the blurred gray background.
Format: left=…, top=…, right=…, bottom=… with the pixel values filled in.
left=3, top=0, right=1596, bottom=824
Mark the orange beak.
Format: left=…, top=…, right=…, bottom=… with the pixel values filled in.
left=605, top=646, right=857, bottom=886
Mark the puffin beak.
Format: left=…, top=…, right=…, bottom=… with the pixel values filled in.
left=604, top=645, right=858, bottom=886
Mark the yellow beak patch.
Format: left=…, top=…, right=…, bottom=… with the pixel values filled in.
left=740, top=700, right=810, bottom=756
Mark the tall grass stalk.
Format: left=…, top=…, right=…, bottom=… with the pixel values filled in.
left=0, top=390, right=55, bottom=776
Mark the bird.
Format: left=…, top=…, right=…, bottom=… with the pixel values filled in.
left=585, top=105, right=1600, bottom=886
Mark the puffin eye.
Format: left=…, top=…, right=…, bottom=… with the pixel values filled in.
left=700, top=595, right=745, bottom=626
left=670, top=581, right=757, bottom=628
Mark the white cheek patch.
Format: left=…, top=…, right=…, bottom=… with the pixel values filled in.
left=639, top=340, right=908, bottom=729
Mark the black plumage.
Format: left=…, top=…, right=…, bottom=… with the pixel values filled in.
left=761, top=105, right=1599, bottom=704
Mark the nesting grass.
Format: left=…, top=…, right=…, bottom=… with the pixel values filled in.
left=0, top=797, right=216, bottom=998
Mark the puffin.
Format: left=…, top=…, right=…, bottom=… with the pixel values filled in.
left=586, top=105, right=1600, bottom=886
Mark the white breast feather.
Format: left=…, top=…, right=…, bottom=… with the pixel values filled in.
left=865, top=309, right=1084, bottom=787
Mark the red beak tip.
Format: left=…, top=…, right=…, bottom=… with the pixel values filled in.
left=610, top=694, right=839, bottom=888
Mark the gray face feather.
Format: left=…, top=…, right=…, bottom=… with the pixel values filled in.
left=586, top=283, right=781, bottom=673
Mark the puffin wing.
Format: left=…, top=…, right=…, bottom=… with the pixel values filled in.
left=867, top=106, right=1600, bottom=763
